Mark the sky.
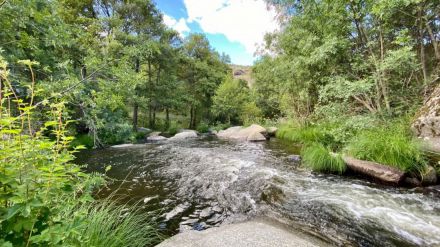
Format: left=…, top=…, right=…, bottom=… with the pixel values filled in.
left=155, top=0, right=278, bottom=65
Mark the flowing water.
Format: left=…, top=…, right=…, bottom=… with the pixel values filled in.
left=76, top=136, right=440, bottom=247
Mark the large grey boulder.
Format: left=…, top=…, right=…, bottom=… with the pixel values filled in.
left=412, top=85, right=440, bottom=152
left=342, top=156, right=405, bottom=184
left=169, top=130, right=198, bottom=141
left=217, top=124, right=268, bottom=142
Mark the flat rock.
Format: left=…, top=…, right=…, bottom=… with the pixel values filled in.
left=156, top=219, right=328, bottom=247
left=343, top=156, right=405, bottom=184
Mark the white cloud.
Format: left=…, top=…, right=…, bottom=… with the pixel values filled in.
left=183, top=0, right=278, bottom=54
left=163, top=14, right=190, bottom=36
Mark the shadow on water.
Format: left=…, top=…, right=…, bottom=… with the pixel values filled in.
left=75, top=136, right=440, bottom=246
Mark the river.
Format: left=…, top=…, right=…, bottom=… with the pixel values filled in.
left=75, top=136, right=440, bottom=247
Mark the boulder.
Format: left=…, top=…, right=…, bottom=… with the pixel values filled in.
left=147, top=135, right=168, bottom=142
left=149, top=131, right=162, bottom=137
left=217, top=124, right=268, bottom=142
left=421, top=165, right=437, bottom=185
left=412, top=84, right=440, bottom=153
left=342, top=156, right=405, bottom=184
left=248, top=132, right=267, bottom=142
left=266, top=127, right=278, bottom=137
left=404, top=177, right=421, bottom=187
left=169, top=130, right=198, bottom=141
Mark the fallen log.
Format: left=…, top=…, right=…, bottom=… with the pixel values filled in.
left=342, top=156, right=405, bottom=184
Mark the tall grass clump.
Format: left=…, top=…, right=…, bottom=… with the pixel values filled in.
left=302, top=143, right=346, bottom=174
left=61, top=201, right=162, bottom=247
left=345, top=126, right=427, bottom=174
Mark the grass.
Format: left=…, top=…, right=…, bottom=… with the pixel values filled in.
left=301, top=143, right=346, bottom=174
left=276, top=124, right=336, bottom=149
left=62, top=200, right=162, bottom=247
left=345, top=127, right=427, bottom=174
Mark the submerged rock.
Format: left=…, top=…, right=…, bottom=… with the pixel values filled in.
left=147, top=135, right=168, bottom=142
left=111, top=143, right=134, bottom=148
left=422, top=166, right=437, bottom=186
left=404, top=177, right=421, bottom=187
left=217, top=124, right=268, bottom=142
left=343, top=156, right=405, bottom=184
left=286, top=155, right=301, bottom=166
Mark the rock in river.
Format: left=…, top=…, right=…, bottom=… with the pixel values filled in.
left=343, top=156, right=405, bottom=184
left=421, top=165, right=437, bottom=186
left=169, top=130, right=198, bottom=141
left=217, top=124, right=268, bottom=142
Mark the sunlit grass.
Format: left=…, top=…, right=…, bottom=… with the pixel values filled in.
left=345, top=127, right=427, bottom=174
left=302, top=143, right=346, bottom=174
left=62, top=200, right=162, bottom=247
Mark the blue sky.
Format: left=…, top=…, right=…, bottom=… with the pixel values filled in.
left=155, top=0, right=278, bottom=65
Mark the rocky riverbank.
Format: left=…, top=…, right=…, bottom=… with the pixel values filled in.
left=156, top=219, right=329, bottom=247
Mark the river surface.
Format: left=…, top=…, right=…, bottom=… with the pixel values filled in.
left=76, top=136, right=440, bottom=247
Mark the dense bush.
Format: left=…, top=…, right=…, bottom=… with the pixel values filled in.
left=302, top=143, right=346, bottom=174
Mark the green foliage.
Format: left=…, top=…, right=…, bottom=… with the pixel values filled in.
left=211, top=122, right=231, bottom=132
left=302, top=143, right=346, bottom=174
left=71, top=134, right=94, bottom=149
left=196, top=122, right=210, bottom=133
left=345, top=126, right=427, bottom=173
left=212, top=77, right=261, bottom=125
left=0, top=57, right=158, bottom=246
left=276, top=124, right=336, bottom=149
left=166, top=121, right=183, bottom=136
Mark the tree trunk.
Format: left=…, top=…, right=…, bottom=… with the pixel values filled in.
left=152, top=106, right=156, bottom=129
left=419, top=7, right=428, bottom=89
left=133, top=103, right=138, bottom=131
left=189, top=105, right=194, bottom=129
left=133, top=58, right=140, bottom=130
left=165, top=108, right=170, bottom=129
left=379, top=27, right=391, bottom=112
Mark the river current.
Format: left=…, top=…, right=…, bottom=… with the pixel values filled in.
left=76, top=136, right=440, bottom=247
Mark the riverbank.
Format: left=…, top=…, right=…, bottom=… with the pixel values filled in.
left=156, top=218, right=329, bottom=247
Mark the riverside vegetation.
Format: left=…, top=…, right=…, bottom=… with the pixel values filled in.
left=1, top=0, right=440, bottom=246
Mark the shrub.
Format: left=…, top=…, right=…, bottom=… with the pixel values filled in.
left=302, top=143, right=346, bottom=174
left=71, top=134, right=94, bottom=149
left=196, top=121, right=210, bottom=133
left=345, top=127, right=427, bottom=173
left=167, top=121, right=181, bottom=135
